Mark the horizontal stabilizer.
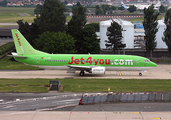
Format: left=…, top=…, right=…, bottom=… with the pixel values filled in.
left=7, top=55, right=27, bottom=58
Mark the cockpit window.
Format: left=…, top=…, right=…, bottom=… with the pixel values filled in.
left=144, top=59, right=150, bottom=62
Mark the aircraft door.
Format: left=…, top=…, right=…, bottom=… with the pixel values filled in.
left=136, top=58, right=140, bottom=66
left=36, top=58, right=40, bottom=65
left=144, top=62, right=146, bottom=67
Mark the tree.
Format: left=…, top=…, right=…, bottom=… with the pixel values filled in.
left=17, top=19, right=42, bottom=47
left=143, top=5, right=159, bottom=59
left=95, top=5, right=104, bottom=15
left=101, top=4, right=110, bottom=11
left=95, top=5, right=116, bottom=15
left=118, top=6, right=125, bottom=10
left=85, top=23, right=99, bottom=32
left=34, top=4, right=42, bottom=15
left=159, top=5, right=165, bottom=13
left=82, top=25, right=100, bottom=54
left=35, top=0, right=66, bottom=34
left=64, top=1, right=68, bottom=4
left=17, top=20, right=32, bottom=44
left=35, top=31, right=76, bottom=54
left=105, top=20, right=126, bottom=54
left=16, top=0, right=66, bottom=48
left=95, top=7, right=104, bottom=15
left=0, top=0, right=7, bottom=7
left=111, top=6, right=116, bottom=10
left=101, top=4, right=110, bottom=14
left=128, top=5, right=136, bottom=12
left=66, top=5, right=87, bottom=53
left=162, top=8, right=171, bottom=53
left=76, top=1, right=81, bottom=6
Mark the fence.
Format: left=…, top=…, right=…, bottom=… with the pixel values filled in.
left=80, top=92, right=171, bottom=105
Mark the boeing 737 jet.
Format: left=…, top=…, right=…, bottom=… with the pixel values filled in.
left=11, top=29, right=157, bottom=76
left=121, top=2, right=161, bottom=10
left=121, top=2, right=128, bottom=9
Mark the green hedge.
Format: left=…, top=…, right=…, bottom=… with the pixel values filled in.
left=0, top=42, right=15, bottom=55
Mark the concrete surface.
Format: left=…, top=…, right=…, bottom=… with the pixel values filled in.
left=0, top=111, right=171, bottom=120
left=0, top=64, right=170, bottom=79
left=0, top=64, right=171, bottom=120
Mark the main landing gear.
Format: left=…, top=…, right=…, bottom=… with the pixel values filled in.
left=80, top=70, right=85, bottom=76
left=139, top=72, right=142, bottom=76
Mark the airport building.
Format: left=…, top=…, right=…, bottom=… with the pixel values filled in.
left=100, top=19, right=134, bottom=49
left=99, top=19, right=167, bottom=50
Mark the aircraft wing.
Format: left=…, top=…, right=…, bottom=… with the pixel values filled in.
left=68, top=65, right=92, bottom=71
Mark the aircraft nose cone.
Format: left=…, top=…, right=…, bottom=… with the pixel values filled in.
left=151, top=62, right=157, bottom=67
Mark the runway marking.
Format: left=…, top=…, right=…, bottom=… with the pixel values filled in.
left=32, top=104, right=39, bottom=106
left=38, top=104, right=78, bottom=111
left=144, top=106, right=151, bottom=108
left=10, top=108, right=17, bottom=110
left=52, top=98, right=80, bottom=103
left=0, top=94, right=81, bottom=105
left=0, top=111, right=35, bottom=117
left=3, top=105, right=15, bottom=109
left=70, top=112, right=89, bottom=114
left=113, top=112, right=124, bottom=114
left=130, top=112, right=140, bottom=114
left=119, top=71, right=121, bottom=76
left=132, top=117, right=142, bottom=119
left=150, top=117, right=161, bottom=120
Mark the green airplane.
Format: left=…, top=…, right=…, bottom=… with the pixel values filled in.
left=11, top=29, right=157, bottom=76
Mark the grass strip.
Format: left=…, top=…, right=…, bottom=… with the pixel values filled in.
left=0, top=56, right=42, bottom=70
left=129, top=15, right=165, bottom=22
left=0, top=79, right=49, bottom=92
left=0, top=42, right=14, bottom=56
left=0, top=7, right=72, bottom=23
left=0, top=7, right=35, bottom=23
left=0, top=78, right=171, bottom=93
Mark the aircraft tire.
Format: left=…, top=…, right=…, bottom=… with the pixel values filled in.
left=80, top=71, right=84, bottom=76
left=139, top=73, right=142, bottom=76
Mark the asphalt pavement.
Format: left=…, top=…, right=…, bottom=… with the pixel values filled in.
left=0, top=64, right=171, bottom=120
left=0, top=64, right=171, bottom=79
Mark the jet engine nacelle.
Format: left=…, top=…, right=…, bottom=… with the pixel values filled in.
left=90, top=67, right=105, bottom=74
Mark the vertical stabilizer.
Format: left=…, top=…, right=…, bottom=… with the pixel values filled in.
left=11, top=29, right=47, bottom=55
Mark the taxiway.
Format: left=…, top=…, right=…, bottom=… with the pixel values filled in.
left=0, top=64, right=171, bottom=120
left=0, top=64, right=170, bottom=79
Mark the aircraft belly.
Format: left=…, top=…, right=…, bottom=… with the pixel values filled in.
left=105, top=67, right=153, bottom=71
left=33, top=65, right=68, bottom=70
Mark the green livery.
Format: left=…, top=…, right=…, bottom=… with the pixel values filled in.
left=11, top=29, right=157, bottom=76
